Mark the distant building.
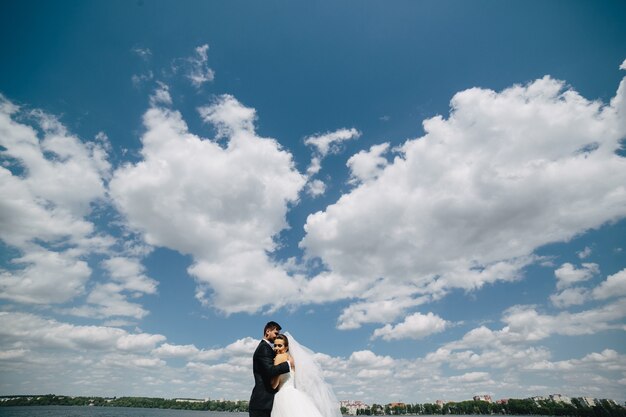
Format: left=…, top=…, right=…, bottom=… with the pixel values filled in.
left=473, top=395, right=492, bottom=403
left=174, top=398, right=207, bottom=403
left=387, top=403, right=406, bottom=414
left=581, top=397, right=597, bottom=407
left=496, top=399, right=509, bottom=405
left=340, top=400, right=369, bottom=415
left=435, top=400, right=448, bottom=406
left=549, top=394, right=572, bottom=405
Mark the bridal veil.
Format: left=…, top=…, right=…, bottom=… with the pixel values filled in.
left=284, top=331, right=342, bottom=417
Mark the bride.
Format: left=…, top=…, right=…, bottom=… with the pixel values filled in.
left=270, top=333, right=342, bottom=417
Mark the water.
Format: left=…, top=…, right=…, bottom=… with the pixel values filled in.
left=0, top=410, right=543, bottom=417
left=0, top=411, right=534, bottom=417
left=0, top=406, right=250, bottom=417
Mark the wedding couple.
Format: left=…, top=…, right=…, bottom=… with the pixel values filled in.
left=249, top=321, right=342, bottom=417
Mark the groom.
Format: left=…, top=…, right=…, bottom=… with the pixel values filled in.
left=249, top=321, right=291, bottom=417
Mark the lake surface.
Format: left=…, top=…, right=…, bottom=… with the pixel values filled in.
left=0, top=406, right=250, bottom=417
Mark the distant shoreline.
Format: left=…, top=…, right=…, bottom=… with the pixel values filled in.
left=1, top=394, right=625, bottom=417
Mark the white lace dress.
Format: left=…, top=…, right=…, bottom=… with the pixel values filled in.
left=271, top=372, right=326, bottom=417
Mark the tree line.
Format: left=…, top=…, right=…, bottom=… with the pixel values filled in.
left=351, top=398, right=625, bottom=417
left=0, top=395, right=248, bottom=411
left=2, top=394, right=625, bottom=417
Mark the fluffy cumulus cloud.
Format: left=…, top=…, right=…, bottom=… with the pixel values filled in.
left=554, top=262, right=599, bottom=290
left=499, top=299, right=626, bottom=341
left=301, top=73, right=626, bottom=329
left=372, top=312, right=448, bottom=341
left=0, top=249, right=91, bottom=304
left=0, top=95, right=112, bottom=306
left=110, top=92, right=307, bottom=314
left=0, top=311, right=198, bottom=397
left=1, top=308, right=624, bottom=403
left=550, top=287, right=589, bottom=308
left=304, top=128, right=361, bottom=158
left=0, top=95, right=159, bottom=320
left=347, top=142, right=390, bottom=184
left=3, top=62, right=626, bottom=404
left=417, top=297, right=626, bottom=400
left=0, top=312, right=165, bottom=352
left=336, top=297, right=426, bottom=330
left=593, top=268, right=626, bottom=300
left=303, top=127, right=361, bottom=197
left=525, top=349, right=626, bottom=373
left=307, top=179, right=327, bottom=197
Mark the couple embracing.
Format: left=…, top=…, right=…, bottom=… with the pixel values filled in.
left=249, top=321, right=342, bottom=417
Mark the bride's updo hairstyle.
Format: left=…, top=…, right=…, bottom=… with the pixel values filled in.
left=275, top=334, right=289, bottom=351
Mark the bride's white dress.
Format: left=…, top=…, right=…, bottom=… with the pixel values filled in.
left=271, top=372, right=325, bottom=417
left=271, top=332, right=341, bottom=417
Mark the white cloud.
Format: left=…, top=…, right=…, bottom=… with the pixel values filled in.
left=578, top=246, right=592, bottom=259
left=304, top=128, right=361, bottom=181
left=298, top=271, right=367, bottom=306
left=132, top=357, right=166, bottom=368
left=428, top=344, right=551, bottom=371
left=306, top=179, right=326, bottom=197
left=554, top=263, right=599, bottom=290
left=336, top=297, right=426, bottom=330
left=348, top=350, right=395, bottom=368
left=550, top=287, right=589, bottom=308
left=0, top=98, right=110, bottom=248
left=422, top=296, right=626, bottom=376
left=152, top=337, right=257, bottom=362
left=153, top=343, right=201, bottom=358
left=301, top=74, right=626, bottom=325
left=304, top=128, right=361, bottom=157
left=1, top=313, right=624, bottom=404
left=132, top=47, right=152, bottom=60
left=61, top=257, right=157, bottom=320
left=449, top=371, right=491, bottom=383
left=132, top=71, right=154, bottom=88
left=372, top=312, right=448, bottom=341
left=400, top=308, right=624, bottom=401
left=0, top=97, right=114, bottom=306
left=593, top=268, right=626, bottom=300
left=0, top=349, right=28, bottom=360
left=526, top=349, right=626, bottom=373
left=149, top=82, right=172, bottom=106
left=117, top=333, right=166, bottom=351
left=500, top=299, right=626, bottom=341
left=68, top=282, right=150, bottom=319
left=0, top=312, right=165, bottom=352
left=0, top=249, right=90, bottom=304
left=307, top=156, right=322, bottom=176
left=110, top=94, right=307, bottom=314
left=347, top=142, right=390, bottom=184
left=198, top=93, right=256, bottom=138
left=102, top=257, right=157, bottom=294
left=186, top=44, right=215, bottom=87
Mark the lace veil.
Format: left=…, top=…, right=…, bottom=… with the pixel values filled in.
left=284, top=332, right=342, bottom=417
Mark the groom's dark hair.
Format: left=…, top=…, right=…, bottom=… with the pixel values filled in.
left=264, top=321, right=282, bottom=333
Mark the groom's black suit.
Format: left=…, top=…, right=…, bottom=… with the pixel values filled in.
left=249, top=340, right=290, bottom=417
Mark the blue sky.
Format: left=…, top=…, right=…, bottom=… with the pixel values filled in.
left=1, top=0, right=626, bottom=405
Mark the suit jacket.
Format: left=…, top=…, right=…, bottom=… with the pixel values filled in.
left=249, top=340, right=290, bottom=410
